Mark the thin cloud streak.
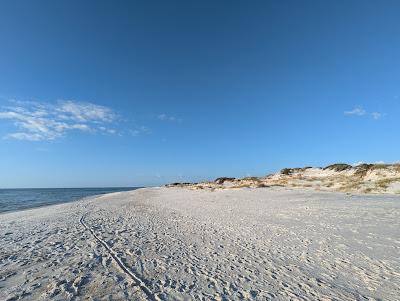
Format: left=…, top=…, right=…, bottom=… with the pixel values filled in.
left=130, top=126, right=151, bottom=136
left=344, top=107, right=384, bottom=120
left=371, top=112, right=382, bottom=120
left=157, top=113, right=182, bottom=122
left=344, top=107, right=366, bottom=116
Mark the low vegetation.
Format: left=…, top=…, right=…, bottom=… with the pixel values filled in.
left=375, top=177, right=400, bottom=189
left=241, top=176, right=260, bottom=181
left=214, top=177, right=236, bottom=184
left=323, top=163, right=352, bottom=172
left=280, top=168, right=293, bottom=175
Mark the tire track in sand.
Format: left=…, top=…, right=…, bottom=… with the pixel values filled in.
left=80, top=213, right=160, bottom=301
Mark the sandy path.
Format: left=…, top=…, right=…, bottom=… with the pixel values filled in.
left=0, top=187, right=399, bottom=300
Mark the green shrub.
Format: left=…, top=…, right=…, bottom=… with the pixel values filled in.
left=214, top=177, right=236, bottom=184
left=323, top=163, right=352, bottom=172
left=280, top=168, right=292, bottom=175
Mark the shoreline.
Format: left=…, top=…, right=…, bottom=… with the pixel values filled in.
left=0, top=187, right=141, bottom=215
left=1, top=187, right=399, bottom=300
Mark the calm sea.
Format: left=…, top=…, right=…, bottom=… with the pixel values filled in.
left=0, top=187, right=140, bottom=214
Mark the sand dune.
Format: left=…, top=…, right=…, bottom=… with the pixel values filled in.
left=1, top=187, right=399, bottom=300
left=169, top=163, right=400, bottom=194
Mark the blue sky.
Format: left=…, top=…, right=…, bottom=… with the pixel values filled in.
left=0, top=1, right=399, bottom=188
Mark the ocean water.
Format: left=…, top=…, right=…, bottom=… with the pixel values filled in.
left=0, top=187, right=139, bottom=214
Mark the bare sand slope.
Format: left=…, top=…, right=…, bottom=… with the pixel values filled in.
left=1, top=187, right=399, bottom=300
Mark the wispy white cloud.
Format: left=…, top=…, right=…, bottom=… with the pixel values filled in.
left=344, top=107, right=384, bottom=120
left=130, top=126, right=151, bottom=137
left=56, top=100, right=115, bottom=123
left=344, top=107, right=366, bottom=116
left=157, top=113, right=182, bottom=122
left=353, top=161, right=386, bottom=166
left=371, top=112, right=382, bottom=120
left=98, top=126, right=118, bottom=135
left=0, top=100, right=118, bottom=141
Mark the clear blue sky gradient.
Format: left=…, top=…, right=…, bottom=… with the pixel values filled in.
left=0, top=1, right=399, bottom=187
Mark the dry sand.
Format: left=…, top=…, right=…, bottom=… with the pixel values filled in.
left=1, top=187, right=399, bottom=300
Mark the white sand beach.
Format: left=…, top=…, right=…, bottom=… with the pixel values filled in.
left=1, top=187, right=399, bottom=300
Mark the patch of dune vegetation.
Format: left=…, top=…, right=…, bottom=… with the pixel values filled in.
left=231, top=183, right=252, bottom=189
left=375, top=177, right=400, bottom=189
left=338, top=180, right=363, bottom=192
left=323, top=163, right=352, bottom=172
